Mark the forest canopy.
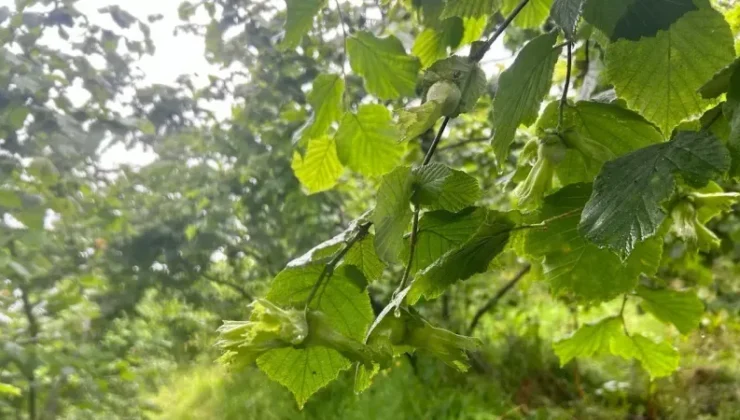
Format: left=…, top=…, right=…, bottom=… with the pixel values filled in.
left=2, top=0, right=740, bottom=419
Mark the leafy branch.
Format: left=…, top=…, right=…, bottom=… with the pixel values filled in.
left=467, top=264, right=532, bottom=335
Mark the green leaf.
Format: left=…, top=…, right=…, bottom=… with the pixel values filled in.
left=335, top=104, right=404, bottom=177
left=610, top=333, right=679, bottom=379
left=536, top=100, right=663, bottom=184
left=408, top=210, right=514, bottom=303
left=412, top=163, right=481, bottom=212
left=372, top=166, right=414, bottom=264
left=345, top=234, right=386, bottom=282
left=397, top=101, right=444, bottom=142
left=4, top=106, right=29, bottom=130
left=502, top=0, right=554, bottom=28
left=461, top=16, right=488, bottom=46
left=491, top=32, right=560, bottom=168
left=257, top=347, right=350, bottom=408
left=267, top=263, right=373, bottom=342
left=404, top=207, right=487, bottom=275
left=412, top=19, right=464, bottom=68
left=440, top=0, right=498, bottom=18
left=281, top=0, right=327, bottom=50
left=347, top=31, right=421, bottom=100
left=579, top=131, right=730, bottom=259
left=636, top=286, right=703, bottom=335
left=292, top=136, right=344, bottom=194
left=552, top=317, right=622, bottom=366
left=0, top=383, right=21, bottom=397
left=550, top=0, right=585, bottom=39
left=583, top=0, right=697, bottom=41
left=296, top=74, right=344, bottom=144
left=605, top=9, right=735, bottom=134
left=524, top=184, right=663, bottom=302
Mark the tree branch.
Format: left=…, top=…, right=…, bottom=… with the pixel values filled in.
left=558, top=42, right=573, bottom=129
left=203, top=274, right=253, bottom=301
left=469, top=0, right=531, bottom=62
left=467, top=265, right=531, bottom=335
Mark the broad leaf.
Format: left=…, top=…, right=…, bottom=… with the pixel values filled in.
left=408, top=211, right=514, bottom=303
left=524, top=184, right=663, bottom=302
left=397, top=101, right=444, bottom=142
left=412, top=163, right=481, bottom=212
left=412, top=19, right=464, bottom=68
left=552, top=317, right=621, bottom=366
left=610, top=333, right=679, bottom=379
left=403, top=207, right=486, bottom=275
left=257, top=347, right=350, bottom=408
left=605, top=9, right=735, bottom=134
left=335, top=104, right=404, bottom=177
left=583, top=0, right=697, bottom=41
left=345, top=234, right=386, bottom=282
left=292, top=136, right=344, bottom=194
left=281, top=0, right=327, bottom=50
left=347, top=31, right=421, bottom=100
left=502, top=0, right=554, bottom=28
left=636, top=286, right=703, bottom=335
left=372, top=166, right=414, bottom=263
left=550, top=0, right=585, bottom=39
left=440, top=0, right=498, bottom=18
left=296, top=74, right=344, bottom=144
left=579, top=131, right=730, bottom=259
left=699, top=57, right=740, bottom=99
left=491, top=32, right=560, bottom=168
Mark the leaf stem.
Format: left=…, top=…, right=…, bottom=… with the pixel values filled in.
left=467, top=264, right=531, bottom=335
left=398, top=206, right=420, bottom=291
left=558, top=42, right=573, bottom=130
left=619, top=294, right=630, bottom=336
left=469, top=0, right=531, bottom=62
left=304, top=221, right=372, bottom=311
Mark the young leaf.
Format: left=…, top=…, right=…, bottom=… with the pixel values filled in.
left=403, top=207, right=487, bottom=275
left=372, top=166, right=414, bottom=263
left=583, top=0, right=697, bottom=41
left=491, top=32, right=560, bottom=168
left=281, top=0, right=327, bottom=50
left=397, top=101, right=444, bottom=141
left=347, top=31, right=421, bottom=100
left=345, top=234, right=386, bottom=282
left=524, top=184, right=663, bottom=302
left=335, top=104, right=404, bottom=177
left=295, top=74, right=344, bottom=145
left=609, top=333, right=679, bottom=379
left=408, top=211, right=514, bottom=303
left=636, top=286, right=704, bottom=335
left=605, top=9, right=735, bottom=134
left=550, top=0, right=585, bottom=39
left=412, top=163, right=482, bottom=212
left=291, top=136, right=344, bottom=194
left=440, top=0, right=498, bottom=18
left=579, top=131, right=730, bottom=259
left=257, top=347, right=350, bottom=408
left=552, top=317, right=622, bottom=366
left=412, top=19, right=464, bottom=68
left=502, top=0, right=554, bottom=28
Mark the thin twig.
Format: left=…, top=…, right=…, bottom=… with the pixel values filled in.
left=304, top=222, right=372, bottom=310
left=470, top=0, right=531, bottom=62
left=203, top=274, right=253, bottom=301
left=558, top=42, right=573, bottom=130
left=619, top=294, right=630, bottom=336
left=467, top=265, right=531, bottom=335
left=423, top=117, right=451, bottom=165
